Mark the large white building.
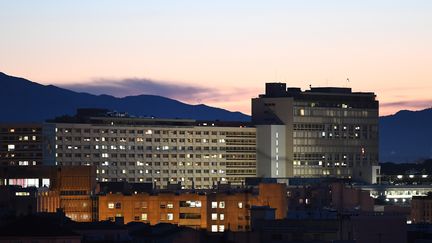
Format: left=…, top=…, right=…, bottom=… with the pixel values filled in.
left=43, top=115, right=256, bottom=189
left=253, top=83, right=380, bottom=183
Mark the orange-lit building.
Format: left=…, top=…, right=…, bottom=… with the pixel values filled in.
left=98, top=183, right=287, bottom=232
left=0, top=165, right=97, bottom=222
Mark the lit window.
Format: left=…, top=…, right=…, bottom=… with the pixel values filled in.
left=108, top=203, right=115, bottom=209
left=300, top=109, right=305, bottom=116
left=141, top=213, right=148, bottom=221
left=145, top=129, right=153, bottom=135
left=211, top=225, right=218, bottom=232
left=212, top=213, right=218, bottom=220
left=219, top=225, right=225, bottom=232
left=42, top=178, right=50, bottom=187
left=220, top=214, right=224, bottom=220
left=238, top=202, right=243, bottom=208
left=167, top=203, right=174, bottom=209
left=212, top=202, right=217, bottom=208
left=15, top=192, right=30, bottom=196
left=7, top=144, right=15, bottom=151
left=167, top=213, right=174, bottom=221
left=18, top=161, right=29, bottom=166
left=219, top=201, right=225, bottom=208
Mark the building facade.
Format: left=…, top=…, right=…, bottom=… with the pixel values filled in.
left=252, top=83, right=379, bottom=183
left=0, top=165, right=97, bottom=222
left=410, top=194, right=432, bottom=223
left=98, top=183, right=287, bottom=232
left=44, top=116, right=257, bottom=189
left=0, top=124, right=44, bottom=166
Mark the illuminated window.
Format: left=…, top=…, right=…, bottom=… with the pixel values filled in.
left=7, top=144, right=15, bottom=151
left=212, top=213, right=218, bottom=220
left=15, top=192, right=30, bottom=196
left=238, top=202, right=243, bottom=208
left=220, top=214, right=224, bottom=220
left=108, top=203, right=115, bottom=209
left=219, top=225, right=225, bottom=232
left=167, top=213, right=174, bottom=221
left=219, top=201, right=225, bottom=208
left=42, top=178, right=50, bottom=187
left=141, top=213, right=148, bottom=221
left=211, top=202, right=217, bottom=208
left=18, top=161, right=29, bottom=166
left=211, top=225, right=218, bottom=232
left=167, top=202, right=174, bottom=209
left=300, top=109, right=305, bottom=116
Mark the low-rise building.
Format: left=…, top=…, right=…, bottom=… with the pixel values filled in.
left=98, top=183, right=287, bottom=232
left=411, top=193, right=432, bottom=223
left=0, top=165, right=97, bottom=222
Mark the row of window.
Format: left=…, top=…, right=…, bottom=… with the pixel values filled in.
left=57, top=128, right=254, bottom=136
left=108, top=201, right=246, bottom=210
left=97, top=169, right=226, bottom=175
left=57, top=137, right=235, bottom=143
left=58, top=153, right=227, bottom=159
left=57, top=145, right=251, bottom=151
left=1, top=128, right=40, bottom=133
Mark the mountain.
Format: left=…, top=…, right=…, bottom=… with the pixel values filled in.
left=380, top=108, right=432, bottom=163
left=0, top=72, right=250, bottom=122
left=1, top=72, right=431, bottom=163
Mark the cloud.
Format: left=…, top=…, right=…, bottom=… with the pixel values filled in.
left=62, top=78, right=212, bottom=100
left=380, top=99, right=432, bottom=109
left=60, top=78, right=259, bottom=112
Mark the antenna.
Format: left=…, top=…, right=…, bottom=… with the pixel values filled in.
left=346, top=78, right=350, bottom=88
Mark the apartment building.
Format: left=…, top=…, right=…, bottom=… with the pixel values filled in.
left=253, top=83, right=379, bottom=183
left=44, top=113, right=257, bottom=189
left=98, top=183, right=287, bottom=232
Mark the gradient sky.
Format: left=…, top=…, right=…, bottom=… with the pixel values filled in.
left=1, top=0, right=431, bottom=116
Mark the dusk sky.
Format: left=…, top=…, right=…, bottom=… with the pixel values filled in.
left=1, top=0, right=431, bottom=116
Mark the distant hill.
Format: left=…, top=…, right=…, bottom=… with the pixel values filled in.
left=0, top=72, right=250, bottom=122
left=380, top=108, right=432, bottom=163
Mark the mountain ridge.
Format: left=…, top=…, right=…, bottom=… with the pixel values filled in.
left=0, top=72, right=430, bottom=163
left=0, top=72, right=250, bottom=122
